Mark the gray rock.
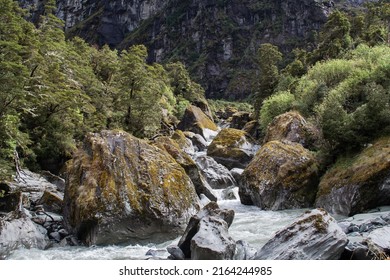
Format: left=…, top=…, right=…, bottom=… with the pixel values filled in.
left=49, top=232, right=62, bottom=242
left=178, top=202, right=234, bottom=259
left=221, top=187, right=238, bottom=200
left=230, top=168, right=244, bottom=183
left=58, top=228, right=69, bottom=237
left=167, top=245, right=185, bottom=260
left=255, top=209, right=348, bottom=260
left=194, top=154, right=236, bottom=189
left=338, top=221, right=351, bottom=234
left=190, top=216, right=236, bottom=260
left=0, top=216, right=49, bottom=259
left=342, top=242, right=374, bottom=260
left=366, top=226, right=390, bottom=254
left=234, top=240, right=257, bottom=260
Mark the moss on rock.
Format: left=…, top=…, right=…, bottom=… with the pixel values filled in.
left=263, top=111, right=321, bottom=150
left=64, top=130, right=200, bottom=245
left=207, top=128, right=257, bottom=169
left=239, top=140, right=319, bottom=210
left=177, top=105, right=218, bottom=138
left=315, top=137, right=390, bottom=216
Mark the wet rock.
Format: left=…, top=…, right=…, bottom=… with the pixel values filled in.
left=40, top=171, right=66, bottom=192
left=183, top=132, right=207, bottom=152
left=234, top=240, right=257, bottom=260
left=230, top=168, right=244, bottom=183
left=64, top=130, right=200, bottom=246
left=171, top=130, right=196, bottom=156
left=264, top=111, right=321, bottom=150
left=167, top=245, right=185, bottom=260
left=315, top=137, right=390, bottom=216
left=341, top=242, right=374, bottom=260
left=366, top=226, right=390, bottom=255
left=239, top=140, right=319, bottom=210
left=255, top=209, right=348, bottom=260
left=207, top=128, right=258, bottom=169
left=0, top=215, right=49, bottom=259
left=194, top=154, right=236, bottom=189
left=49, top=232, right=62, bottom=242
left=191, top=216, right=236, bottom=260
left=154, top=136, right=216, bottom=201
left=178, top=105, right=218, bottom=140
left=221, top=187, right=238, bottom=200
left=178, top=202, right=235, bottom=259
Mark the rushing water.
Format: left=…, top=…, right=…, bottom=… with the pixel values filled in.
left=7, top=128, right=307, bottom=260
left=7, top=194, right=307, bottom=260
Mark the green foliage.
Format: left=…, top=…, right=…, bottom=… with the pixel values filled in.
left=0, top=1, right=207, bottom=175
left=254, top=43, right=283, bottom=115
left=259, top=91, right=295, bottom=130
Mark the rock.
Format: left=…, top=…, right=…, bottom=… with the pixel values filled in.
left=234, top=240, right=257, bottom=260
left=239, top=140, right=319, bottom=210
left=263, top=111, right=321, bottom=150
left=178, top=202, right=234, bottom=259
left=171, top=130, right=196, bottom=156
left=154, top=136, right=216, bottom=201
left=315, top=137, right=390, bottom=216
left=183, top=131, right=207, bottom=152
left=221, top=187, right=238, bottom=200
left=230, top=168, right=244, bottom=183
left=178, top=105, right=218, bottom=140
left=58, top=228, right=69, bottom=237
left=242, top=120, right=260, bottom=140
left=145, top=249, right=167, bottom=258
left=0, top=215, right=49, bottom=259
left=216, top=107, right=238, bottom=120
left=40, top=171, right=66, bottom=192
left=230, top=112, right=252, bottom=130
left=255, top=209, right=348, bottom=260
left=167, top=245, right=185, bottom=260
left=207, top=128, right=258, bottom=169
left=194, top=154, right=236, bottom=189
left=64, top=130, right=200, bottom=245
left=366, top=226, right=390, bottom=255
left=190, top=216, right=236, bottom=260
left=8, top=169, right=63, bottom=204
left=36, top=190, right=63, bottom=214
left=341, top=242, right=374, bottom=260
left=49, top=232, right=62, bottom=242
left=0, top=191, right=23, bottom=213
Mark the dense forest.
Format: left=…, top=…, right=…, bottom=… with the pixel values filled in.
left=0, top=0, right=389, bottom=183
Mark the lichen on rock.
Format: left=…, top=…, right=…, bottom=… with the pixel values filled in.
left=64, top=130, right=200, bottom=245
left=315, top=137, right=390, bottom=216
left=239, top=140, right=319, bottom=210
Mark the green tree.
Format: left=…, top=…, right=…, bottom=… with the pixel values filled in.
left=254, top=43, right=282, bottom=117
left=0, top=0, right=36, bottom=178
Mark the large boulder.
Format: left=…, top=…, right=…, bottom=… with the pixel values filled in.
left=207, top=128, right=258, bottom=169
left=64, top=130, right=200, bottom=245
left=177, top=105, right=218, bottom=140
left=171, top=130, right=196, bottom=156
left=263, top=111, right=320, bottom=150
left=0, top=215, right=49, bottom=259
left=255, top=209, right=348, bottom=260
left=177, top=202, right=235, bottom=260
left=153, top=136, right=216, bottom=201
left=230, top=111, right=252, bottom=130
left=239, top=140, right=319, bottom=210
left=194, top=154, right=236, bottom=189
left=315, top=137, right=390, bottom=216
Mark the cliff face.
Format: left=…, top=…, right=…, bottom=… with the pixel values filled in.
left=17, top=0, right=370, bottom=99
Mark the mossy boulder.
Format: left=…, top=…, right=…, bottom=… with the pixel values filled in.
left=315, top=137, right=390, bottom=216
left=242, top=120, right=260, bottom=140
left=178, top=105, right=218, bottom=140
left=153, top=136, right=217, bottom=202
left=64, top=130, right=200, bottom=245
left=230, top=111, right=252, bottom=130
left=207, top=128, right=258, bottom=169
left=263, top=111, right=321, bottom=150
left=239, top=140, right=319, bottom=210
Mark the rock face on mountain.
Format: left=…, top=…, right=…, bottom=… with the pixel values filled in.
left=239, top=140, right=319, bottom=210
left=64, top=130, right=200, bottom=245
left=17, top=0, right=344, bottom=99
left=315, top=137, right=390, bottom=216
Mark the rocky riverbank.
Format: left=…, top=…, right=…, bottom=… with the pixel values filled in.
left=1, top=105, right=390, bottom=260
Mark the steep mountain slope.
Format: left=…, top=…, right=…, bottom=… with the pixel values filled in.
left=18, top=0, right=373, bottom=99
